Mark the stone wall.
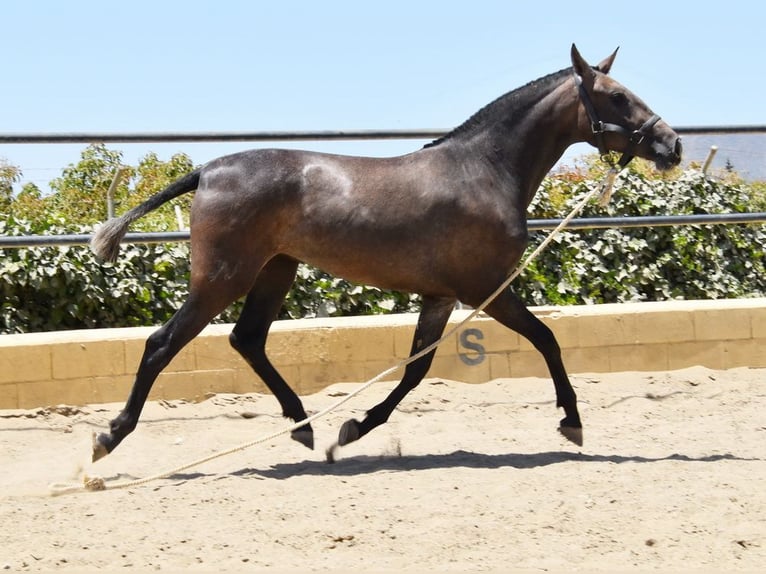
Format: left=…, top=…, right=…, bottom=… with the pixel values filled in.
left=1, top=298, right=764, bottom=409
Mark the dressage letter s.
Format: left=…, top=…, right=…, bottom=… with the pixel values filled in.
left=459, top=328, right=485, bottom=366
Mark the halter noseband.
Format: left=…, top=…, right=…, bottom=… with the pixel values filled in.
left=574, top=72, right=661, bottom=169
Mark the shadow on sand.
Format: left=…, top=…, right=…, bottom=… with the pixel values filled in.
left=161, top=449, right=759, bottom=485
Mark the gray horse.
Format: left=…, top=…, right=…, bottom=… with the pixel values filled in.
left=90, top=45, right=681, bottom=462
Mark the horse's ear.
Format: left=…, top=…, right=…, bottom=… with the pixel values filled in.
left=571, top=44, right=595, bottom=83
left=596, top=47, right=619, bottom=74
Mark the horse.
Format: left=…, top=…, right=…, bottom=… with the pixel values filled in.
left=89, top=45, right=682, bottom=462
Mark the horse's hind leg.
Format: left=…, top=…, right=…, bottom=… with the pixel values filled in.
left=228, top=255, right=314, bottom=449
left=93, top=246, right=261, bottom=461
left=335, top=295, right=456, bottom=448
left=93, top=286, right=248, bottom=461
left=480, top=289, right=583, bottom=446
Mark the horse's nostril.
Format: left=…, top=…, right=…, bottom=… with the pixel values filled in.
left=674, top=137, right=683, bottom=157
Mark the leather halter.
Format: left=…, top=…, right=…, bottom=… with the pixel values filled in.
left=574, top=72, right=661, bottom=169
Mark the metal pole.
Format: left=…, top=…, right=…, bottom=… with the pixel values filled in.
left=174, top=205, right=186, bottom=231
left=0, top=129, right=450, bottom=144
left=2, top=213, right=765, bottom=248
left=105, top=167, right=126, bottom=219
left=702, top=145, right=718, bottom=175
left=1, top=125, right=764, bottom=145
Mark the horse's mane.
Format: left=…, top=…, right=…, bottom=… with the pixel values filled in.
left=424, top=66, right=573, bottom=148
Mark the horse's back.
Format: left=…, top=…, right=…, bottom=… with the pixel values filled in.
left=194, top=146, right=453, bottom=227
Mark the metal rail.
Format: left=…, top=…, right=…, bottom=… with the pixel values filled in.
left=1, top=125, right=764, bottom=248
left=1, top=125, right=765, bottom=144
left=2, top=213, right=764, bottom=248
left=0, top=129, right=448, bottom=144
left=528, top=212, right=766, bottom=230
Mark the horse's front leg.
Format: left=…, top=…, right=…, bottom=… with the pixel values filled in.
left=481, top=289, right=583, bottom=446
left=329, top=296, right=456, bottom=458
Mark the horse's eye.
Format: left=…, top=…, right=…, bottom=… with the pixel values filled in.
left=610, top=92, right=629, bottom=107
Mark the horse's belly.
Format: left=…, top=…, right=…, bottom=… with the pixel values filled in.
left=289, top=227, right=520, bottom=298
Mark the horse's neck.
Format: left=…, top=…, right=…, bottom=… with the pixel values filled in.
left=481, top=78, right=582, bottom=205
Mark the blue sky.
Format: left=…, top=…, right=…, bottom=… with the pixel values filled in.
left=2, top=0, right=763, bottom=190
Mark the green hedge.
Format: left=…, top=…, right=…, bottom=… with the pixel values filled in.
left=1, top=167, right=764, bottom=334
left=0, top=217, right=419, bottom=334
left=518, top=167, right=765, bottom=305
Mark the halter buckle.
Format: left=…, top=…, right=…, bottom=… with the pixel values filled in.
left=590, top=120, right=604, bottom=135
left=629, top=131, right=645, bottom=146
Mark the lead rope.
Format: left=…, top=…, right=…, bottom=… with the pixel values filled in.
left=49, top=167, right=620, bottom=496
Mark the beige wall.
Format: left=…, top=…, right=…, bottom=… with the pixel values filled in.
left=1, top=298, right=764, bottom=410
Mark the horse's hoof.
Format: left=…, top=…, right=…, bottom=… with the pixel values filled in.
left=558, top=425, right=583, bottom=447
left=290, top=426, right=314, bottom=450
left=325, top=443, right=340, bottom=464
left=92, top=432, right=110, bottom=462
left=338, top=419, right=361, bottom=446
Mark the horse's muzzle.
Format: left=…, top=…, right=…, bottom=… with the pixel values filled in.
left=652, top=134, right=682, bottom=171
left=671, top=137, right=683, bottom=162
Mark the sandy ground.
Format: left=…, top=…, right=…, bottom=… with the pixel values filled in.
left=1, top=365, right=764, bottom=572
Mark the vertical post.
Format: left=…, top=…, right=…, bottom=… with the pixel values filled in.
left=702, top=145, right=718, bottom=175
left=174, top=205, right=186, bottom=231
left=106, top=167, right=126, bottom=219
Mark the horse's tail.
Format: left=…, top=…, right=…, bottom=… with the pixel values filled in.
left=90, top=168, right=202, bottom=263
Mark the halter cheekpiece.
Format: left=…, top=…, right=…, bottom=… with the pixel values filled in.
left=573, top=72, right=661, bottom=169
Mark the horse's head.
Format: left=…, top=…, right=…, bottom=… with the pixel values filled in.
left=571, top=44, right=682, bottom=170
